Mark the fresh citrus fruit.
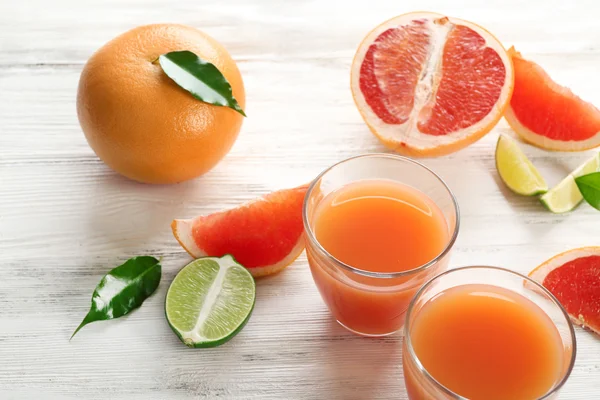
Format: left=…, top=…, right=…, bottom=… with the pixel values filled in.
left=495, top=134, right=547, bottom=196
left=165, top=255, right=255, bottom=347
left=77, top=24, right=245, bottom=184
left=529, top=247, right=600, bottom=336
left=350, top=12, right=514, bottom=157
left=504, top=47, right=600, bottom=151
left=540, top=152, right=600, bottom=213
left=172, top=185, right=307, bottom=277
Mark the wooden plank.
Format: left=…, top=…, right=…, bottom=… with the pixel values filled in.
left=1, top=0, right=599, bottom=398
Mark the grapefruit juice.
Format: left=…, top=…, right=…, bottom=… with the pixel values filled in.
left=313, top=179, right=449, bottom=275
left=403, top=267, right=576, bottom=400
left=305, top=173, right=455, bottom=336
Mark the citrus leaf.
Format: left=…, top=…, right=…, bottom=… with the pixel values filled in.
left=575, top=172, right=600, bottom=211
left=71, top=256, right=161, bottom=339
left=158, top=50, right=245, bottom=116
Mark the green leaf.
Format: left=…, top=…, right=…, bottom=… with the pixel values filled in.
left=158, top=50, right=246, bottom=116
left=71, top=256, right=162, bottom=339
left=575, top=172, right=600, bottom=211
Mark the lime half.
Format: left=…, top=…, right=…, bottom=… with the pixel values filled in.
left=496, top=134, right=548, bottom=196
left=165, top=255, right=255, bottom=348
left=540, top=153, right=600, bottom=213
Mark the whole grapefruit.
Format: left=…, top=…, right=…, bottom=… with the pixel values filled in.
left=77, top=24, right=245, bottom=184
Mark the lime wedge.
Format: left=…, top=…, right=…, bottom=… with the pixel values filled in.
left=495, top=134, right=548, bottom=196
left=165, top=255, right=255, bottom=348
left=540, top=153, right=600, bottom=213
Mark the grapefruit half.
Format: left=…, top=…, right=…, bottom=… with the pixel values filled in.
left=529, top=247, right=600, bottom=336
left=505, top=47, right=600, bottom=151
left=172, top=185, right=307, bottom=278
left=351, top=12, right=514, bottom=157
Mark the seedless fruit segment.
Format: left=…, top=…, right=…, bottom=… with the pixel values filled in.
left=351, top=12, right=514, bottom=157
left=172, top=185, right=307, bottom=277
left=529, top=247, right=600, bottom=336
left=165, top=256, right=256, bottom=348
left=505, top=47, right=600, bottom=151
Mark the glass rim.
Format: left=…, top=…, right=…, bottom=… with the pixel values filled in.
left=302, top=153, right=460, bottom=279
left=403, top=265, right=577, bottom=400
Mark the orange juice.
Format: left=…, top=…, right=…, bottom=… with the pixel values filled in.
left=307, top=179, right=449, bottom=335
left=405, top=284, right=565, bottom=400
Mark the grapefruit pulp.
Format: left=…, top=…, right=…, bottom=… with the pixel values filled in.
left=505, top=47, right=600, bottom=151
left=172, top=185, right=307, bottom=277
left=351, top=12, right=514, bottom=157
left=529, top=247, right=600, bottom=336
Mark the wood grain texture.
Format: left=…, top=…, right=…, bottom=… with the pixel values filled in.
left=1, top=0, right=600, bottom=398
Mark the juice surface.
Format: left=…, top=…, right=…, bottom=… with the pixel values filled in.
left=409, top=284, right=564, bottom=400
left=314, top=179, right=449, bottom=273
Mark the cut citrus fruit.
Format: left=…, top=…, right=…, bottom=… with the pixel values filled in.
left=172, top=185, right=307, bottom=278
left=540, top=152, right=600, bottom=213
left=351, top=12, right=514, bottom=157
left=165, top=255, right=255, bottom=347
left=495, top=134, right=547, bottom=196
left=505, top=47, right=600, bottom=151
left=529, top=247, right=600, bottom=336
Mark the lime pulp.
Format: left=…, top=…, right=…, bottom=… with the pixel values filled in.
left=165, top=255, right=255, bottom=348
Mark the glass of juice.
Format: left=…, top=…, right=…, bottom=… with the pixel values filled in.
left=403, top=266, right=576, bottom=400
left=303, top=154, right=459, bottom=336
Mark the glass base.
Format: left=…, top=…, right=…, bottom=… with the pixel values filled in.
left=336, top=320, right=402, bottom=337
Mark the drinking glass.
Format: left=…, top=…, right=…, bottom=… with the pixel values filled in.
left=303, top=154, right=459, bottom=336
left=403, top=266, right=576, bottom=399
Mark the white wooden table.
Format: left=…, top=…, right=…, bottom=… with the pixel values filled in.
left=1, top=1, right=599, bottom=399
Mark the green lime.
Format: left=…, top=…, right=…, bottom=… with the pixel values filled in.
left=495, top=134, right=547, bottom=196
left=165, top=255, right=255, bottom=348
left=540, top=153, right=600, bottom=213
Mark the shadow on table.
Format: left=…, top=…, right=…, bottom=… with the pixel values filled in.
left=82, top=169, right=199, bottom=258
left=307, top=316, right=407, bottom=399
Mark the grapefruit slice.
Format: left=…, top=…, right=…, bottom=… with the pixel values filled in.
left=529, top=247, right=600, bottom=336
left=505, top=47, right=600, bottom=151
left=172, top=185, right=307, bottom=278
left=351, top=12, right=513, bottom=157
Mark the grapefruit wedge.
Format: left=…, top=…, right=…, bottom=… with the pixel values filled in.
left=505, top=48, right=600, bottom=151
left=172, top=185, right=307, bottom=278
left=351, top=12, right=514, bottom=157
left=529, top=247, right=600, bottom=336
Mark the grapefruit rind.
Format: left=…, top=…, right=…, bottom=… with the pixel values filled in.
left=172, top=219, right=203, bottom=258
left=539, top=153, right=600, bottom=213
left=505, top=47, right=600, bottom=152
left=495, top=134, right=548, bottom=196
left=350, top=12, right=514, bottom=157
left=505, top=107, right=600, bottom=152
left=529, top=247, right=600, bottom=335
